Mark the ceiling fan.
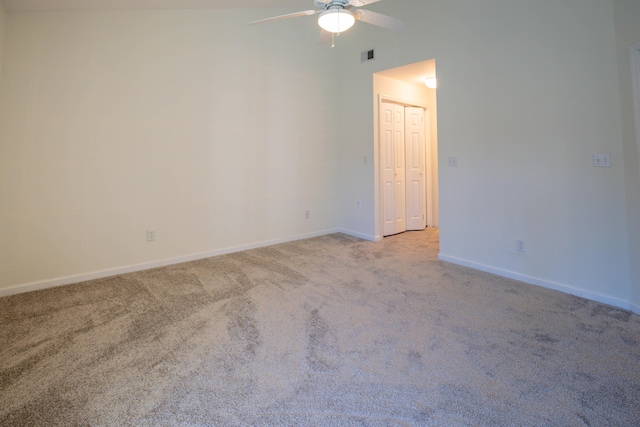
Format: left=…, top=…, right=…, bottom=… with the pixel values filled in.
left=249, top=0, right=408, bottom=45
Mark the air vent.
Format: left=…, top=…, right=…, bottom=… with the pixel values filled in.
left=361, top=49, right=375, bottom=62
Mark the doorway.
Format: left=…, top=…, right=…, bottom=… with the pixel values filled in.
left=373, top=59, right=438, bottom=241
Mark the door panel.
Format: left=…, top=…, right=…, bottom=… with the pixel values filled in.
left=393, top=105, right=406, bottom=234
left=382, top=103, right=406, bottom=236
left=382, top=103, right=397, bottom=236
left=405, top=107, right=426, bottom=231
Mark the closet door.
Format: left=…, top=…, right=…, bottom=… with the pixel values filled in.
left=382, top=102, right=406, bottom=236
left=405, top=107, right=426, bottom=231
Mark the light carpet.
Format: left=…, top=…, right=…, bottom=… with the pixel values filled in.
left=1, top=229, right=639, bottom=426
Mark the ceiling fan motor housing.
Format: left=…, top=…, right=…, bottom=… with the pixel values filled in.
left=314, top=0, right=351, bottom=10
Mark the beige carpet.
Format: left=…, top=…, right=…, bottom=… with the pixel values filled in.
left=1, top=229, right=639, bottom=426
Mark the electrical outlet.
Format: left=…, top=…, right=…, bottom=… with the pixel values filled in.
left=516, top=239, right=525, bottom=253
left=448, top=156, right=458, bottom=167
left=146, top=230, right=155, bottom=242
left=305, top=210, right=310, bottom=219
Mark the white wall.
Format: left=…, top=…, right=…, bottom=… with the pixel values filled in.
left=0, top=9, right=339, bottom=293
left=335, top=0, right=635, bottom=310
left=0, top=1, right=6, bottom=78
left=614, top=0, right=640, bottom=312
left=1, top=1, right=637, bottom=313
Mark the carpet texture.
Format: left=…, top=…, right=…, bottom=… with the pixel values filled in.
left=1, top=229, right=639, bottom=426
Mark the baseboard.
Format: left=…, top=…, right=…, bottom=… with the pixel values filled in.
left=0, top=229, right=341, bottom=298
left=338, top=228, right=377, bottom=242
left=8, top=235, right=634, bottom=315
left=438, top=253, right=634, bottom=313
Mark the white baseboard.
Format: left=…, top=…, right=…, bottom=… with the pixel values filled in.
left=0, top=229, right=341, bottom=298
left=7, top=234, right=635, bottom=315
left=338, top=228, right=377, bottom=242
left=438, top=253, right=635, bottom=313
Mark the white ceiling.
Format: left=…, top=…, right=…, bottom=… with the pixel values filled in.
left=376, top=59, right=437, bottom=88
left=1, top=0, right=304, bottom=12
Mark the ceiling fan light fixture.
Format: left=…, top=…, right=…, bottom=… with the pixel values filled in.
left=318, top=8, right=355, bottom=33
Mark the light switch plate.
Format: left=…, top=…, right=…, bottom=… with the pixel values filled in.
left=593, top=154, right=611, bottom=167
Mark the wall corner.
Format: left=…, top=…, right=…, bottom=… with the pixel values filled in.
left=0, top=0, right=6, bottom=79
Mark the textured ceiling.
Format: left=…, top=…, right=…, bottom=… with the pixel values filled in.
left=2, top=0, right=308, bottom=12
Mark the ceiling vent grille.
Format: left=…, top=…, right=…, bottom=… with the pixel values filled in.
left=361, top=49, right=375, bottom=63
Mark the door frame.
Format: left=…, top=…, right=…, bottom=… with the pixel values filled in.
left=377, top=94, right=431, bottom=239
left=631, top=42, right=640, bottom=190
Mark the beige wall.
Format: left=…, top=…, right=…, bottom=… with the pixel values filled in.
left=614, top=0, right=640, bottom=311
left=0, top=1, right=6, bottom=78
left=335, top=0, right=635, bottom=311
left=0, top=0, right=638, bottom=313
left=0, top=9, right=339, bottom=293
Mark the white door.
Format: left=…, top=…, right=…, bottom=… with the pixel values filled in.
left=382, top=102, right=395, bottom=236
left=382, top=102, right=407, bottom=236
left=405, top=107, right=426, bottom=231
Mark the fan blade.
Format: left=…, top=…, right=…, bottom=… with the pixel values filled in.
left=354, top=9, right=408, bottom=31
left=318, top=29, right=332, bottom=45
left=249, top=10, right=318, bottom=26
left=349, top=0, right=382, bottom=6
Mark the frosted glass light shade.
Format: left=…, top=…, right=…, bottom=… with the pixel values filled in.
left=318, top=8, right=355, bottom=33
left=424, top=77, right=437, bottom=89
